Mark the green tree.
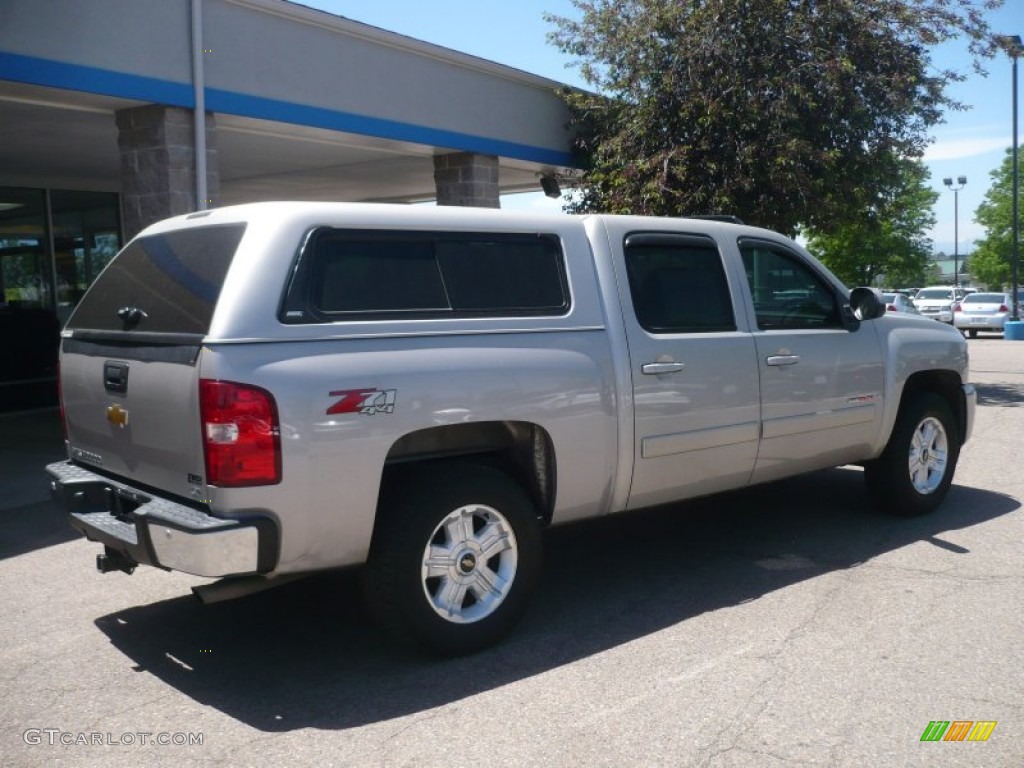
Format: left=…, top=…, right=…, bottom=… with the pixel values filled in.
left=970, top=148, right=1016, bottom=289
left=546, top=0, right=1001, bottom=235
left=804, top=158, right=938, bottom=287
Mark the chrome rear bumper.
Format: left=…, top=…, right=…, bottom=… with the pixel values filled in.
left=46, top=461, right=276, bottom=578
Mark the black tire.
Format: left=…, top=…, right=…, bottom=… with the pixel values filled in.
left=968, top=329, right=978, bottom=339
left=864, top=393, right=960, bottom=516
left=361, top=461, right=542, bottom=655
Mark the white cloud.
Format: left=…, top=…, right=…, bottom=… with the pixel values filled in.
left=923, top=137, right=1009, bottom=162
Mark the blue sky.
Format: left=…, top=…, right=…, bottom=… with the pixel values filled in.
left=300, top=0, right=1022, bottom=255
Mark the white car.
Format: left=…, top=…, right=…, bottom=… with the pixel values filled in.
left=953, top=292, right=1012, bottom=337
left=881, top=293, right=921, bottom=315
left=914, top=286, right=965, bottom=324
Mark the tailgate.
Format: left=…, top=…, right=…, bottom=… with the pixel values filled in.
left=61, top=344, right=205, bottom=499
left=59, top=223, right=246, bottom=498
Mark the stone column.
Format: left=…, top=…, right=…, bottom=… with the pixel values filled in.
left=115, top=105, right=220, bottom=239
left=433, top=152, right=500, bottom=208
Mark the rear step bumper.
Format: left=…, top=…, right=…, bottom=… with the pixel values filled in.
left=46, top=461, right=276, bottom=578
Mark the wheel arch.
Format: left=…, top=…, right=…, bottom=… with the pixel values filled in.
left=896, top=370, right=968, bottom=447
left=381, top=420, right=556, bottom=524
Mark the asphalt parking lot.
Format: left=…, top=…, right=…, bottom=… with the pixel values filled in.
left=2, top=335, right=1022, bottom=767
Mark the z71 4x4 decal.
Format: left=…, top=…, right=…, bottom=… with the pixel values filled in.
left=327, top=388, right=397, bottom=416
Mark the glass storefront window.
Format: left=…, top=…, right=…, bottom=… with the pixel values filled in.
left=0, top=188, right=49, bottom=311
left=0, top=186, right=121, bottom=410
left=51, top=190, right=121, bottom=324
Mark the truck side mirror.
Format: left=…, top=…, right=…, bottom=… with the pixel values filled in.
left=848, top=287, right=886, bottom=322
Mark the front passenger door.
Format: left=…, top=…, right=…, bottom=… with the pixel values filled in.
left=739, top=239, right=884, bottom=484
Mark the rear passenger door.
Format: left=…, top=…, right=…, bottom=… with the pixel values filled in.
left=615, top=233, right=760, bottom=509
left=738, top=239, right=884, bottom=484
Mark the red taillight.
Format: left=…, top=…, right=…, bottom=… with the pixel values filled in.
left=952, top=302, right=961, bottom=312
left=199, top=379, right=281, bottom=486
left=999, top=304, right=1010, bottom=313
left=887, top=304, right=896, bottom=312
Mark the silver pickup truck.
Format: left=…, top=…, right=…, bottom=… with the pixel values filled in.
left=47, top=202, right=975, bottom=654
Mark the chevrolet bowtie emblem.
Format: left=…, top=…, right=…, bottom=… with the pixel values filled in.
left=106, top=404, right=129, bottom=428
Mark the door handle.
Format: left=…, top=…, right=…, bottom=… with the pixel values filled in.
left=641, top=362, right=685, bottom=375
left=766, top=355, right=800, bottom=366
left=103, top=361, right=130, bottom=393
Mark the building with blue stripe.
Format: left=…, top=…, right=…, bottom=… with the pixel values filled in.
left=0, top=0, right=576, bottom=410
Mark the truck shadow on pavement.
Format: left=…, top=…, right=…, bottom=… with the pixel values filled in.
left=974, top=382, right=1024, bottom=407
left=0, top=498, right=81, bottom=561
left=93, top=467, right=1018, bottom=733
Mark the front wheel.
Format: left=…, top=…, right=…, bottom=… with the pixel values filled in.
left=362, top=462, right=542, bottom=655
left=864, top=393, right=960, bottom=516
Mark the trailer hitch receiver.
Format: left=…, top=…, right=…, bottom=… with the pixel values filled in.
left=97, top=548, right=137, bottom=575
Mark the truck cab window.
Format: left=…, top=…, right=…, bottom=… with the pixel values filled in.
left=739, top=241, right=841, bottom=330
left=624, top=234, right=735, bottom=334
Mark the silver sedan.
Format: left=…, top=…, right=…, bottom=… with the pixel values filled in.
left=882, top=293, right=921, bottom=315
left=953, top=292, right=1012, bottom=337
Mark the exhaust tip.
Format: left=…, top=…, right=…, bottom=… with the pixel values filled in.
left=192, top=573, right=304, bottom=604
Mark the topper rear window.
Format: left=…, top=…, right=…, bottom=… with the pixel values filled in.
left=66, top=223, right=245, bottom=338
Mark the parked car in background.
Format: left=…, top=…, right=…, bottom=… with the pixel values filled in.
left=953, top=292, right=1013, bottom=337
left=914, top=286, right=965, bottom=324
left=882, top=293, right=921, bottom=315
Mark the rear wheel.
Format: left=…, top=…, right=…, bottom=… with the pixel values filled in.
left=362, top=462, right=542, bottom=655
left=865, top=393, right=959, bottom=516
left=968, top=329, right=978, bottom=338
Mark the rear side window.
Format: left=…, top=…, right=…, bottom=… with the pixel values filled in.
left=283, top=229, right=569, bottom=321
left=67, top=224, right=245, bottom=336
left=624, top=233, right=736, bottom=333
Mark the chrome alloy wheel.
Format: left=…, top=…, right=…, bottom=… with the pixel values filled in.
left=421, top=504, right=519, bottom=624
left=908, top=415, right=949, bottom=495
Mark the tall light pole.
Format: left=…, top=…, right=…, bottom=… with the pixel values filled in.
left=943, top=176, right=967, bottom=287
left=996, top=34, right=1022, bottom=322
